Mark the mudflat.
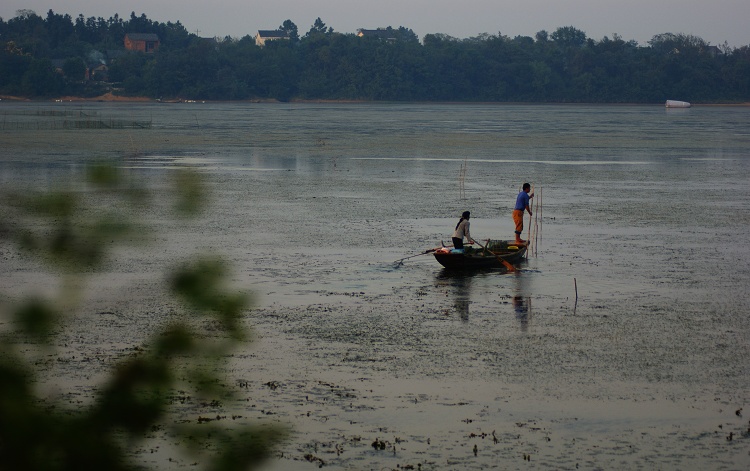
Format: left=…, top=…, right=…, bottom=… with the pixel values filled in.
left=1, top=102, right=748, bottom=470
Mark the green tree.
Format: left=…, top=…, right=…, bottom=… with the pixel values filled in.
left=127, top=11, right=155, bottom=33
left=44, top=9, right=75, bottom=50
left=2, top=10, right=750, bottom=103
left=0, top=165, right=286, bottom=470
left=63, top=56, right=86, bottom=81
left=551, top=26, right=587, bottom=48
left=0, top=42, right=32, bottom=94
left=279, top=19, right=299, bottom=43
left=21, top=57, right=64, bottom=96
left=306, top=17, right=333, bottom=38
left=725, top=46, right=750, bottom=99
left=648, top=32, right=707, bottom=55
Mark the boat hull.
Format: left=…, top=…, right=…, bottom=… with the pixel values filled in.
left=433, top=243, right=527, bottom=270
left=665, top=100, right=691, bottom=108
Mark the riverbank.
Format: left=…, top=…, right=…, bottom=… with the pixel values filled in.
left=0, top=93, right=155, bottom=102
left=2, top=93, right=749, bottom=106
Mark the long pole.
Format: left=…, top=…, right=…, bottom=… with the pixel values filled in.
left=478, top=241, right=516, bottom=272
left=534, top=186, right=541, bottom=256
left=394, top=248, right=437, bottom=265
left=533, top=188, right=537, bottom=257
left=539, top=186, right=542, bottom=248
left=528, top=184, right=535, bottom=254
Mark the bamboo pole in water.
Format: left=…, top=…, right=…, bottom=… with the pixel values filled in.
left=539, top=187, right=543, bottom=247
left=458, top=156, right=468, bottom=199
left=534, top=186, right=542, bottom=256
left=528, top=184, right=535, bottom=255
left=533, top=188, right=537, bottom=257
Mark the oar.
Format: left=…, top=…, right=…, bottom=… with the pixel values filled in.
left=394, top=248, right=437, bottom=266
left=477, top=241, right=516, bottom=272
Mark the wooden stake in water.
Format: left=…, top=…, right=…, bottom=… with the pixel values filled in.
left=458, top=156, right=468, bottom=199
left=527, top=184, right=534, bottom=254
left=534, top=188, right=539, bottom=257
left=539, top=186, right=543, bottom=246
left=534, top=186, right=542, bottom=256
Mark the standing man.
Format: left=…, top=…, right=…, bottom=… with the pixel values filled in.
left=513, top=183, right=533, bottom=244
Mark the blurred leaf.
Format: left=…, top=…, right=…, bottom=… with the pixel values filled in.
left=13, top=298, right=58, bottom=341
left=0, top=359, right=34, bottom=410
left=48, top=223, right=105, bottom=269
left=191, top=426, right=288, bottom=471
left=87, top=162, right=121, bottom=188
left=0, top=163, right=283, bottom=470
left=18, top=191, right=78, bottom=218
left=171, top=257, right=247, bottom=311
left=155, top=324, right=195, bottom=356
left=173, top=168, right=206, bottom=216
left=96, top=356, right=172, bottom=433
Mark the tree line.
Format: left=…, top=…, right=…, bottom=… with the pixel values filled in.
left=1, top=9, right=749, bottom=102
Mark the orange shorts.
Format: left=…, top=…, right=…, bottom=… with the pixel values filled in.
left=513, top=209, right=524, bottom=234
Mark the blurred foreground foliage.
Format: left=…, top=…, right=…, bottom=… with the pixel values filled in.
left=0, top=164, right=285, bottom=470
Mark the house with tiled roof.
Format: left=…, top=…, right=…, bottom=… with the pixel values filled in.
left=255, top=30, right=289, bottom=47
left=124, top=33, right=160, bottom=53
left=356, top=28, right=397, bottom=42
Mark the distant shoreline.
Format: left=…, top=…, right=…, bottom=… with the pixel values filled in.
left=2, top=93, right=748, bottom=106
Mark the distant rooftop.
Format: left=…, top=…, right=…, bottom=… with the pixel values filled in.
left=125, top=33, right=160, bottom=41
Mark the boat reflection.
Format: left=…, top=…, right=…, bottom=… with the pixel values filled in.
left=435, top=269, right=474, bottom=322
left=434, top=268, right=533, bottom=328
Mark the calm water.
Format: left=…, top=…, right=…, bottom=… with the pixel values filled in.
left=2, top=102, right=749, bottom=469
left=3, top=102, right=749, bottom=304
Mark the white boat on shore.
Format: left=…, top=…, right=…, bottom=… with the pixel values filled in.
left=666, top=100, right=691, bottom=108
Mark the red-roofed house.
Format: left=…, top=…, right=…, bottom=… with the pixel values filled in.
left=124, top=33, right=160, bottom=53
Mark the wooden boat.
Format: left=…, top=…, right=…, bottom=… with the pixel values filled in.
left=433, top=240, right=527, bottom=270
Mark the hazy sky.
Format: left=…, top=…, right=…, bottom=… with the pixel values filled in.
left=2, top=0, right=749, bottom=47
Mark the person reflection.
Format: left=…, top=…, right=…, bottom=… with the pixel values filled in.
left=512, top=273, right=532, bottom=331
left=454, top=288, right=470, bottom=322
left=512, top=295, right=530, bottom=331
left=436, top=270, right=472, bottom=322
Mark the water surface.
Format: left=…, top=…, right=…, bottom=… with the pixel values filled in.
left=1, top=102, right=749, bottom=469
